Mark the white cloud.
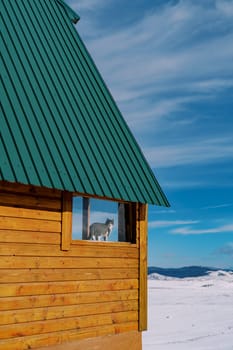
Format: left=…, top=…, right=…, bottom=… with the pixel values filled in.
left=171, top=223, right=233, bottom=235
left=69, top=0, right=233, bottom=178
left=191, top=79, right=233, bottom=93
left=216, top=0, right=233, bottom=17
left=144, top=136, right=233, bottom=168
left=216, top=242, right=233, bottom=256
left=68, top=0, right=108, bottom=11
left=68, top=0, right=233, bottom=172
left=67, top=0, right=233, bottom=115
left=81, top=0, right=233, bottom=107
left=149, top=220, right=199, bottom=228
left=161, top=180, right=209, bottom=189
left=124, top=95, right=201, bottom=131
left=202, top=203, right=233, bottom=210
left=90, top=211, right=117, bottom=223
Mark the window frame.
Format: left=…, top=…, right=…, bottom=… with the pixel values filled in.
left=61, top=192, right=138, bottom=250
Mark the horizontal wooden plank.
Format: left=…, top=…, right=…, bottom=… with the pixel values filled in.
left=0, top=242, right=139, bottom=258
left=37, top=331, right=141, bottom=350
left=37, top=331, right=142, bottom=350
left=0, top=230, right=60, bottom=245
left=0, top=205, right=61, bottom=221
left=0, top=311, right=138, bottom=339
left=0, top=256, right=138, bottom=269
left=0, top=268, right=138, bottom=283
left=0, top=290, right=139, bottom=311
left=0, top=181, right=61, bottom=198
left=1, top=300, right=138, bottom=325
left=0, top=193, right=61, bottom=211
left=0, top=322, right=138, bottom=350
left=0, top=279, right=138, bottom=297
left=71, top=242, right=139, bottom=257
left=0, top=217, right=61, bottom=232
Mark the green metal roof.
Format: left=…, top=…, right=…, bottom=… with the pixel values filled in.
left=0, top=0, right=169, bottom=206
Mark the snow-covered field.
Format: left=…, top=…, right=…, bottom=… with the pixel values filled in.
left=143, top=271, right=233, bottom=350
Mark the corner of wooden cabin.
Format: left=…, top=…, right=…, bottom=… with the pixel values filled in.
left=0, top=181, right=148, bottom=350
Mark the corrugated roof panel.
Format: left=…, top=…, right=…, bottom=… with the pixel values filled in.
left=1, top=0, right=169, bottom=206
left=39, top=0, right=132, bottom=200
left=50, top=2, right=157, bottom=204
left=56, top=0, right=80, bottom=23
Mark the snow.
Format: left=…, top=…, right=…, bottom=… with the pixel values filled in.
left=143, top=271, right=233, bottom=350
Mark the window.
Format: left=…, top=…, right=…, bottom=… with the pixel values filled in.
left=72, top=196, right=136, bottom=243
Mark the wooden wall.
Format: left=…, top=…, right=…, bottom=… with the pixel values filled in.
left=0, top=182, right=143, bottom=350
left=37, top=331, right=142, bottom=350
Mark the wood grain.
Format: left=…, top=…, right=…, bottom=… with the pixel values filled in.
left=0, top=324, right=139, bottom=350
left=0, top=182, right=145, bottom=349
left=1, top=300, right=138, bottom=325
left=0, top=290, right=139, bottom=311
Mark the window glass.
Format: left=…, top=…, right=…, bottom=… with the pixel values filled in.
left=72, top=196, right=83, bottom=240
left=72, top=197, right=134, bottom=242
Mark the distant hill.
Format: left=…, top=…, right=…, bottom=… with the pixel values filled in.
left=148, top=266, right=233, bottom=278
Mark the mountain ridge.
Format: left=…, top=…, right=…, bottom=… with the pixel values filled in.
left=148, top=265, right=233, bottom=278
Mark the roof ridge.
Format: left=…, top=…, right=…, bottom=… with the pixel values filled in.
left=56, top=0, right=80, bottom=23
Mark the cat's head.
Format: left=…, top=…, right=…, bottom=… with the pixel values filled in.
left=105, top=218, right=114, bottom=226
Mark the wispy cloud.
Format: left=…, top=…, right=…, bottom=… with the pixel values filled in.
left=191, top=78, right=233, bottom=93
left=149, top=219, right=233, bottom=235
left=78, top=0, right=233, bottom=104
left=216, top=242, right=233, bottom=256
left=68, top=0, right=233, bottom=194
left=216, top=0, right=233, bottom=17
left=69, top=0, right=233, bottom=172
left=171, top=224, right=233, bottom=235
left=149, top=220, right=199, bottom=228
left=124, top=95, right=202, bottom=131
left=160, top=180, right=210, bottom=189
left=68, top=0, right=109, bottom=11
left=145, top=136, right=233, bottom=168
left=202, top=203, right=233, bottom=210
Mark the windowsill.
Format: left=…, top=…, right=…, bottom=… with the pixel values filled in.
left=71, top=240, right=137, bottom=248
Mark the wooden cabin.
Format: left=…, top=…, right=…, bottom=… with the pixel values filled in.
left=0, top=1, right=169, bottom=349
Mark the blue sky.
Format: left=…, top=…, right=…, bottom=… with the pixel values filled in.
left=67, top=0, right=233, bottom=268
